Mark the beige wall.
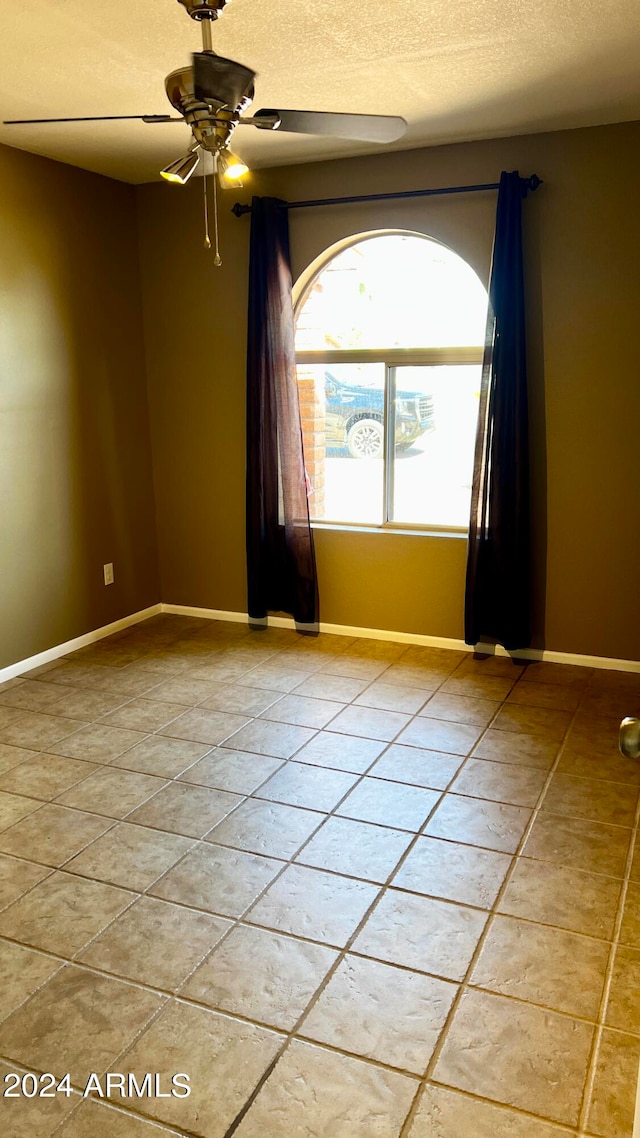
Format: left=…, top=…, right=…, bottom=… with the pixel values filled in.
left=137, top=120, right=640, bottom=661
left=0, top=144, right=159, bottom=669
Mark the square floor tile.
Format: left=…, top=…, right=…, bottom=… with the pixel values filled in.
left=522, top=812, right=631, bottom=877
left=508, top=680, right=582, bottom=712
left=368, top=745, right=463, bottom=790
left=199, top=684, right=283, bottom=716
left=541, top=772, right=638, bottom=827
left=40, top=688, right=128, bottom=722
left=619, top=881, right=640, bottom=947
left=115, top=1000, right=284, bottom=1138
left=247, top=863, right=379, bottom=947
left=420, top=693, right=500, bottom=727
left=0, top=791, right=42, bottom=831
left=396, top=718, right=482, bottom=755
left=0, top=805, right=112, bottom=866
left=127, top=782, right=243, bottom=838
left=472, top=729, right=559, bottom=769
left=0, top=743, right=38, bottom=775
left=451, top=759, right=548, bottom=807
left=407, top=1083, right=567, bottom=1137
left=110, top=736, right=210, bottom=778
left=292, top=732, right=386, bottom=773
left=354, top=682, right=431, bottom=714
left=237, top=663, right=313, bottom=693
left=605, top=945, right=640, bottom=1032
left=0, top=941, right=61, bottom=1023
left=424, top=794, right=531, bottom=854
left=182, top=925, right=337, bottom=1029
left=0, top=712, right=83, bottom=751
left=48, top=724, right=147, bottom=762
left=297, top=816, right=413, bottom=884
left=353, top=889, right=487, bottom=981
left=392, top=836, right=511, bottom=909
left=293, top=673, right=371, bottom=702
left=470, top=914, right=609, bottom=1019
left=301, top=954, right=457, bottom=1073
left=233, top=1039, right=417, bottom=1138
left=322, top=656, right=390, bottom=681
left=0, top=1058, right=76, bottom=1136
left=440, top=673, right=516, bottom=700
left=491, top=704, right=572, bottom=740
left=0, top=870, right=133, bottom=956
left=498, top=857, right=622, bottom=938
left=179, top=749, right=283, bottom=794
left=588, top=1028, right=640, bottom=1138
left=79, top=895, right=230, bottom=990
left=221, top=719, right=315, bottom=759
left=56, top=1099, right=176, bottom=1136
left=433, top=988, right=594, bottom=1127
left=64, top=822, right=194, bottom=891
left=336, top=778, right=440, bottom=831
left=256, top=762, right=357, bottom=812
left=0, top=965, right=163, bottom=1086
left=0, top=853, right=51, bottom=910
left=99, top=698, right=186, bottom=732
left=260, top=694, right=345, bottom=729
left=0, top=754, right=97, bottom=800
left=56, top=767, right=167, bottom=818
left=156, top=708, right=250, bottom=746
left=138, top=675, right=217, bottom=705
left=0, top=707, right=23, bottom=731
left=328, top=705, right=411, bottom=742
left=150, top=842, right=281, bottom=917
left=208, top=798, right=324, bottom=859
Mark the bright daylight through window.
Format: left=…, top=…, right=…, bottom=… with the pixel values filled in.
left=294, top=232, right=488, bottom=530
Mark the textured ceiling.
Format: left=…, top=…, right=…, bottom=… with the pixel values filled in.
left=1, top=0, right=640, bottom=184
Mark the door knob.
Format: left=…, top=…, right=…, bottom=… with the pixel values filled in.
left=619, top=717, right=640, bottom=759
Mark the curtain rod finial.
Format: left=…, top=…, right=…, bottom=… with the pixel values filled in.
left=523, top=174, right=543, bottom=195
left=232, top=201, right=252, bottom=217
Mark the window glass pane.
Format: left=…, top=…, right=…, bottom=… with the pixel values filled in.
left=297, top=363, right=385, bottom=525
left=296, top=234, right=487, bottom=351
left=390, top=365, right=481, bottom=528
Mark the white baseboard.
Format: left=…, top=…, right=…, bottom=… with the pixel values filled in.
left=3, top=601, right=637, bottom=683
left=161, top=604, right=640, bottom=674
left=0, top=605, right=162, bottom=684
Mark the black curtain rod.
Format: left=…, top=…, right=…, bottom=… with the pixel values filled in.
left=231, top=174, right=542, bottom=217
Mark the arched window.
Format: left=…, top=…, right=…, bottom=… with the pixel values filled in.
left=294, top=231, right=488, bottom=530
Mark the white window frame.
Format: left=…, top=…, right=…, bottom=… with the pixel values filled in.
left=295, top=346, right=484, bottom=535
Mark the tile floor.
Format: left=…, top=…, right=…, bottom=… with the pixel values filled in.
left=0, top=614, right=639, bottom=1136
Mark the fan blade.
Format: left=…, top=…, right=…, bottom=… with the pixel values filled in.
left=251, top=108, right=406, bottom=142
left=192, top=52, right=256, bottom=111
left=3, top=114, right=182, bottom=125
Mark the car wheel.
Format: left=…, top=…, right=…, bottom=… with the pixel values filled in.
left=346, top=418, right=384, bottom=459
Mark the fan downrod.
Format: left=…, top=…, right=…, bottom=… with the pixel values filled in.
left=177, top=0, right=230, bottom=19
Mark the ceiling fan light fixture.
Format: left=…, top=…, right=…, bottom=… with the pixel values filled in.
left=160, top=148, right=201, bottom=184
left=217, top=147, right=249, bottom=183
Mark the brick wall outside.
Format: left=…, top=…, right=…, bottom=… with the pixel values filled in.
left=297, top=367, right=325, bottom=519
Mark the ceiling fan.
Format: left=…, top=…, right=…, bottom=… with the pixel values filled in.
left=4, top=0, right=407, bottom=261
left=5, top=0, right=407, bottom=176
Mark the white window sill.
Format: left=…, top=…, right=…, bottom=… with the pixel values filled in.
left=310, top=522, right=468, bottom=539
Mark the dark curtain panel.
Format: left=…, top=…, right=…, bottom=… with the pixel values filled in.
left=465, top=170, right=531, bottom=651
left=246, top=196, right=319, bottom=626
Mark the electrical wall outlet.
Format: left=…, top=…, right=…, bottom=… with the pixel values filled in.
left=103, top=563, right=114, bottom=586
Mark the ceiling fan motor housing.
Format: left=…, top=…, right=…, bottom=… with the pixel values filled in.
left=177, top=0, right=229, bottom=19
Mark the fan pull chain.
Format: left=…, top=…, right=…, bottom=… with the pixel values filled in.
left=203, top=162, right=211, bottom=250
left=212, top=155, right=222, bottom=266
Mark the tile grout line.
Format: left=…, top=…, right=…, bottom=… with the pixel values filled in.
left=576, top=782, right=640, bottom=1135
left=1, top=622, right=631, bottom=1135
left=398, top=672, right=588, bottom=1137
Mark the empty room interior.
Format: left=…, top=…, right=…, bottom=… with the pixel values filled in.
left=1, top=1, right=640, bottom=1136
